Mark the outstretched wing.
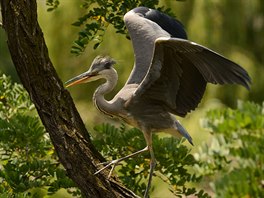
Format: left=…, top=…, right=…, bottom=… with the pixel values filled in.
left=124, top=7, right=187, bottom=86
left=129, top=37, right=251, bottom=117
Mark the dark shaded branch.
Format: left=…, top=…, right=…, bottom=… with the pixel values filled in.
left=0, top=0, right=137, bottom=197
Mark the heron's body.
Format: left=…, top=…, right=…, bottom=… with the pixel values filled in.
left=66, top=7, right=251, bottom=197
left=93, top=62, right=188, bottom=140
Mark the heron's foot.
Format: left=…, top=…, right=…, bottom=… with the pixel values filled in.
left=94, top=146, right=149, bottom=178
left=94, top=159, right=123, bottom=178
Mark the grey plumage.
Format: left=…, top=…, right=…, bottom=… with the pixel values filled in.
left=65, top=7, right=251, bottom=198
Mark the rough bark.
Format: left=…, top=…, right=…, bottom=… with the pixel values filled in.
left=0, top=0, right=137, bottom=197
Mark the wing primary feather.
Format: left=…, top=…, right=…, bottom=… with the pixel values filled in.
left=196, top=51, right=251, bottom=89
left=164, top=38, right=252, bottom=89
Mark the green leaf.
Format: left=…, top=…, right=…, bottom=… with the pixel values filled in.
left=0, top=74, right=80, bottom=196
left=196, top=101, right=264, bottom=197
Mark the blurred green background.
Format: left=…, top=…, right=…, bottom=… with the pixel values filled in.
left=1, top=0, right=262, bottom=139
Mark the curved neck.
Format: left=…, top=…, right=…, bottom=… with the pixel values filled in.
left=93, top=68, right=118, bottom=116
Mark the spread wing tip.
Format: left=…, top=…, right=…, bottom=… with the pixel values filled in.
left=234, top=66, right=252, bottom=90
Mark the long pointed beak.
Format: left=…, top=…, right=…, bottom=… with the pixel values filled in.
left=65, top=71, right=94, bottom=88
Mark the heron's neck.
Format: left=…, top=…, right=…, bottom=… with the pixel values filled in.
left=93, top=68, right=118, bottom=115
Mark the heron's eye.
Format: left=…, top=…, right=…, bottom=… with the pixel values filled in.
left=104, top=62, right=112, bottom=69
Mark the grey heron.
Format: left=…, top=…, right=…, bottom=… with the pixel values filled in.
left=66, top=7, right=251, bottom=197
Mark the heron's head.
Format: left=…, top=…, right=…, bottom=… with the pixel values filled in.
left=65, top=56, right=116, bottom=88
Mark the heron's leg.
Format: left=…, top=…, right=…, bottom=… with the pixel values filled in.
left=94, top=146, right=149, bottom=177
left=143, top=131, right=156, bottom=198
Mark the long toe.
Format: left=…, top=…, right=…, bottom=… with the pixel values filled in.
left=94, top=159, right=120, bottom=176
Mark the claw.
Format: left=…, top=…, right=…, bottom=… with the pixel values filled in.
left=94, top=159, right=118, bottom=175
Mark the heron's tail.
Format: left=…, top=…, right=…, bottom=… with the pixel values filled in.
left=175, top=120, right=193, bottom=145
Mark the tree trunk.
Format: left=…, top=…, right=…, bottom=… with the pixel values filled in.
left=0, top=0, right=137, bottom=197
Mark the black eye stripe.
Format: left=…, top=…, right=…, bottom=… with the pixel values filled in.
left=104, top=62, right=112, bottom=69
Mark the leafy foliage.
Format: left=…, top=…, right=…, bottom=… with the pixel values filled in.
left=0, top=75, right=33, bottom=119
left=92, top=123, right=209, bottom=197
left=195, top=101, right=264, bottom=197
left=70, top=0, right=174, bottom=55
left=0, top=74, right=80, bottom=197
left=1, top=73, right=263, bottom=197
